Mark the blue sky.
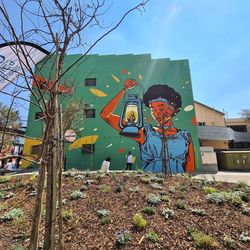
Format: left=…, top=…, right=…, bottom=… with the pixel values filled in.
left=91, top=0, right=250, bottom=118
left=1, top=0, right=250, bottom=121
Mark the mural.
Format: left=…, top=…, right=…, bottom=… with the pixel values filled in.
left=100, top=79, right=195, bottom=174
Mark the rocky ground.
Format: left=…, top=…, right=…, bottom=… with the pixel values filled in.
left=0, top=171, right=250, bottom=249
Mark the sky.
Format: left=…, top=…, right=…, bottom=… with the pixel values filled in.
left=1, top=0, right=250, bottom=122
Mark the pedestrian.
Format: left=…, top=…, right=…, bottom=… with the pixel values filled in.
left=3, top=159, right=15, bottom=172
left=125, top=151, right=133, bottom=170
left=16, top=150, right=23, bottom=168
left=101, top=157, right=111, bottom=173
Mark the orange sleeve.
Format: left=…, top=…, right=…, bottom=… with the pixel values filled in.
left=185, top=138, right=195, bottom=173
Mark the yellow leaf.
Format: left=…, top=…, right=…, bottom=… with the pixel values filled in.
left=69, top=135, right=98, bottom=150
left=89, top=88, right=107, bottom=97
left=111, top=74, right=120, bottom=83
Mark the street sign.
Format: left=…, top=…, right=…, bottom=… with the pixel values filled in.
left=64, top=129, right=76, bottom=143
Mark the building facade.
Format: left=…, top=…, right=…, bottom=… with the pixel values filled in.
left=23, top=54, right=201, bottom=173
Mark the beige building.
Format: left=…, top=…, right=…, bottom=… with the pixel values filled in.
left=226, top=118, right=250, bottom=133
left=194, top=101, right=229, bottom=150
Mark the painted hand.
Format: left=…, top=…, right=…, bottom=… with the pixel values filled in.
left=124, top=79, right=137, bottom=90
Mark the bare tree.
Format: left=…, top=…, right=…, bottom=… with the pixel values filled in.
left=240, top=109, right=250, bottom=123
left=0, top=0, right=148, bottom=249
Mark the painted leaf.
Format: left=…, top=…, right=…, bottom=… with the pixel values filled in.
left=138, top=74, right=142, bottom=80
left=69, top=135, right=98, bottom=150
left=89, top=88, right=107, bottom=97
left=111, top=74, right=120, bottom=83
left=184, top=105, right=194, bottom=112
left=106, top=143, right=112, bottom=148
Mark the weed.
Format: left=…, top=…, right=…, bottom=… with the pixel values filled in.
left=147, top=231, right=158, bottom=243
left=160, top=195, right=171, bottom=205
left=162, top=208, right=174, bottom=219
left=236, top=180, right=248, bottom=189
left=101, top=216, right=111, bottom=225
left=223, top=235, right=236, bottom=249
left=11, top=245, right=25, bottom=250
left=0, top=202, right=8, bottom=211
left=99, top=184, right=111, bottom=193
left=136, top=168, right=144, bottom=175
left=203, top=186, right=217, bottom=193
left=128, top=186, right=140, bottom=193
left=80, top=185, right=88, bottom=191
left=242, top=206, right=250, bottom=215
left=29, top=174, right=37, bottom=182
left=115, top=230, right=131, bottom=246
left=70, top=190, right=85, bottom=200
left=147, top=194, right=161, bottom=205
left=141, top=206, right=155, bottom=215
left=150, top=183, right=162, bottom=190
left=0, top=176, right=10, bottom=183
left=239, top=232, right=250, bottom=243
left=191, top=208, right=207, bottom=216
left=115, top=184, right=123, bottom=193
left=190, top=230, right=218, bottom=249
left=62, top=209, right=74, bottom=220
left=1, top=208, right=23, bottom=221
left=97, top=209, right=111, bottom=225
left=176, top=200, right=186, bottom=209
left=133, top=213, right=147, bottom=229
left=150, top=175, right=164, bottom=183
left=140, top=177, right=151, bottom=184
left=246, top=219, right=250, bottom=228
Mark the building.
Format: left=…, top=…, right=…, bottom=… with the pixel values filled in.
left=23, top=53, right=201, bottom=173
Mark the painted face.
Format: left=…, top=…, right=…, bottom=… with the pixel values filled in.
left=149, top=101, right=174, bottom=125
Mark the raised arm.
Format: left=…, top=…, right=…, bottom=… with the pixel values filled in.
left=100, top=79, right=145, bottom=143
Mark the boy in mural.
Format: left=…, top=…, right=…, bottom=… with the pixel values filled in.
left=100, top=79, right=195, bottom=174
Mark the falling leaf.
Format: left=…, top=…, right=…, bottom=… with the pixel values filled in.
left=106, top=85, right=109, bottom=88
left=93, top=128, right=98, bottom=131
left=174, top=117, right=179, bottom=121
left=121, top=141, right=124, bottom=144
left=185, top=80, right=190, bottom=84
left=69, top=135, right=98, bottom=150
left=138, top=74, right=142, bottom=80
left=79, top=127, right=84, bottom=131
left=122, top=69, right=126, bottom=74
left=106, top=144, right=112, bottom=148
left=132, top=147, right=135, bottom=150
left=128, top=72, right=131, bottom=75
left=184, top=105, right=194, bottom=112
left=111, top=74, right=120, bottom=83
left=89, top=88, right=107, bottom=97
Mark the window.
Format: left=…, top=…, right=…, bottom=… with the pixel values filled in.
left=198, top=122, right=205, bottom=126
left=31, top=145, right=42, bottom=154
left=84, top=109, right=95, bottom=118
left=85, top=78, right=96, bottom=86
left=82, top=144, right=95, bottom=154
left=35, top=112, right=44, bottom=120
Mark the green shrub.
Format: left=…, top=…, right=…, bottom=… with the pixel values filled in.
left=191, top=230, right=218, bottom=249
left=236, top=180, right=248, bottom=189
left=203, top=186, right=217, bottom=194
left=176, top=200, right=185, bottom=209
left=70, top=190, right=85, bottom=200
left=147, top=231, right=158, bottom=243
left=223, top=235, right=236, bottom=249
left=1, top=208, right=23, bottom=221
left=133, top=213, right=147, bottom=229
left=116, top=231, right=131, bottom=246
left=101, top=216, right=111, bottom=225
left=141, top=206, right=155, bottom=215
left=147, top=194, right=161, bottom=205
left=97, top=209, right=110, bottom=218
left=191, top=208, right=207, bottom=216
left=162, top=208, right=174, bottom=219
left=62, top=209, right=74, bottom=220
left=0, top=202, right=8, bottom=211
left=99, top=184, right=111, bottom=193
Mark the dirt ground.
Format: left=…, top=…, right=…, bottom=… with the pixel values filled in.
left=0, top=171, right=250, bottom=249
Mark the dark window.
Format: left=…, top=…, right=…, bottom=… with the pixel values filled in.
left=198, top=122, right=205, bottom=126
left=84, top=109, right=95, bottom=118
left=228, top=125, right=247, bottom=132
left=35, top=112, right=44, bottom=120
left=85, top=78, right=96, bottom=86
left=31, top=145, right=42, bottom=154
left=82, top=144, right=95, bottom=154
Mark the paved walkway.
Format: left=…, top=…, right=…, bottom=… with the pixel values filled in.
left=194, top=171, right=250, bottom=185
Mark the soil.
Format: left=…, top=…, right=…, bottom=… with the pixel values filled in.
left=0, top=171, right=250, bottom=250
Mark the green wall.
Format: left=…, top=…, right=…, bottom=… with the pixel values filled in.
left=25, top=53, right=201, bottom=171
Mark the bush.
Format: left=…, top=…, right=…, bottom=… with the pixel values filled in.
left=99, top=184, right=111, bottom=193
left=223, top=235, right=236, bottom=249
left=1, top=208, right=23, bottom=221
left=162, top=208, right=174, bottom=219
left=97, top=209, right=111, bottom=225
left=176, top=200, right=185, bottom=209
left=236, top=180, right=248, bottom=189
left=190, top=230, right=218, bottom=249
left=116, top=231, right=131, bottom=246
left=147, top=194, right=161, bottom=205
left=133, top=213, right=147, bottom=229
left=147, top=231, right=158, bottom=243
left=160, top=195, right=171, bottom=205
left=62, top=209, right=73, bottom=221
left=141, top=206, right=155, bottom=215
left=70, top=190, right=85, bottom=200
left=203, top=186, right=217, bottom=194
left=191, top=209, right=207, bottom=216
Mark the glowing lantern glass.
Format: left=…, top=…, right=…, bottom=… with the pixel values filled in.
left=119, top=94, right=143, bottom=137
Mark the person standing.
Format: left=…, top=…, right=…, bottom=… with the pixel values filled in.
left=126, top=151, right=133, bottom=170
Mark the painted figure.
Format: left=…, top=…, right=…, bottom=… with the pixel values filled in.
left=100, top=79, right=195, bottom=174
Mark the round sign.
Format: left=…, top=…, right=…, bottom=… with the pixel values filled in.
left=64, top=129, right=76, bottom=142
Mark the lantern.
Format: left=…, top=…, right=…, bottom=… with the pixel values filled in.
left=119, top=94, right=143, bottom=137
